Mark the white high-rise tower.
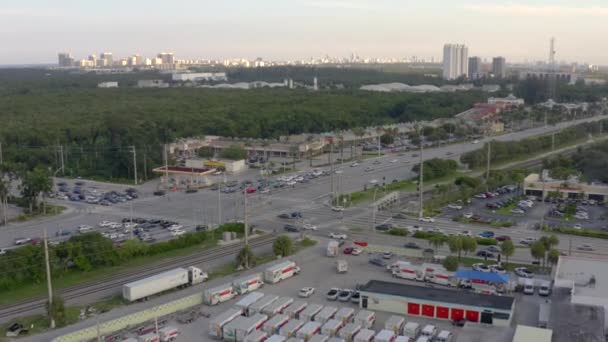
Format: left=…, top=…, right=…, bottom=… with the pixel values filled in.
left=442, top=44, right=469, bottom=80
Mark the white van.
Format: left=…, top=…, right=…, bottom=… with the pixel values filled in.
left=435, top=330, right=453, bottom=342
left=538, top=281, right=551, bottom=296
left=415, top=337, right=429, bottom=342
left=523, top=279, right=535, bottom=295
left=420, top=325, right=437, bottom=339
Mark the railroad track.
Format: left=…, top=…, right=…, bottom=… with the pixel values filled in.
left=0, top=235, right=275, bottom=321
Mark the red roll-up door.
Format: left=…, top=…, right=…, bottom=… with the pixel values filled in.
left=422, top=304, right=435, bottom=318
left=451, top=308, right=464, bottom=321
left=436, top=306, right=449, bottom=319
left=466, top=310, right=479, bottom=322
left=408, top=303, right=420, bottom=315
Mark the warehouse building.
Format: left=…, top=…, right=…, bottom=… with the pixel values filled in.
left=359, top=280, right=515, bottom=326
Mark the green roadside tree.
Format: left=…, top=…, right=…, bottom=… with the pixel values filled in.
left=461, top=236, right=478, bottom=256
left=500, top=240, right=515, bottom=266
left=530, top=241, right=547, bottom=268
left=273, top=236, right=294, bottom=257
left=46, top=295, right=67, bottom=327
left=197, top=146, right=215, bottom=159
left=220, top=144, right=247, bottom=160
left=447, top=235, right=464, bottom=260
left=428, top=234, right=446, bottom=251
left=236, top=245, right=255, bottom=269
left=443, top=256, right=459, bottom=271
left=547, top=249, right=561, bottom=267
left=20, top=165, right=52, bottom=213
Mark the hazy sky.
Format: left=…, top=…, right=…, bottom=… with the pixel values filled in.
left=1, top=0, right=607, bottom=65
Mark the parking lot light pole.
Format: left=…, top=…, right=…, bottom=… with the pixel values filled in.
left=371, top=187, right=379, bottom=232
left=486, top=141, right=491, bottom=192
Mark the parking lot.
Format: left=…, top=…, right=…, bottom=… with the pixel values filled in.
left=89, top=235, right=552, bottom=342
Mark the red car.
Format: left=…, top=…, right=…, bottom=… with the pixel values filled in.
left=245, top=187, right=257, bottom=194
left=30, top=237, right=42, bottom=246
left=496, top=235, right=511, bottom=242
left=343, top=247, right=353, bottom=255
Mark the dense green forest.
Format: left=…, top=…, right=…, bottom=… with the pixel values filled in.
left=543, top=140, right=608, bottom=183
left=0, top=69, right=487, bottom=180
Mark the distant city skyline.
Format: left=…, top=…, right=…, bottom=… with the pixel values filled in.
left=1, top=1, right=608, bottom=65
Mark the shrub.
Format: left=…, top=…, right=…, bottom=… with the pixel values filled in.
left=554, top=227, right=608, bottom=239
left=443, top=256, right=459, bottom=271
left=388, top=229, right=409, bottom=237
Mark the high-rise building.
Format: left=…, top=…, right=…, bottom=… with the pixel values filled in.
left=468, top=56, right=482, bottom=80
left=158, top=52, right=175, bottom=65
left=57, top=52, right=74, bottom=67
left=442, top=44, right=468, bottom=80
left=492, top=56, right=506, bottom=78
left=100, top=52, right=113, bottom=67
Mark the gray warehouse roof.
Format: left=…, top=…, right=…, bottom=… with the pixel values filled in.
left=360, top=280, right=515, bottom=311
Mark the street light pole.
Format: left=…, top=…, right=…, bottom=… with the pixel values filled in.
left=371, top=188, right=379, bottom=232
left=244, top=192, right=250, bottom=269
left=217, top=183, right=222, bottom=226
left=486, top=141, right=491, bottom=192
left=418, top=133, right=424, bottom=219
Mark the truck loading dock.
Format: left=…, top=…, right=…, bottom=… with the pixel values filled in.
left=358, top=280, right=514, bottom=326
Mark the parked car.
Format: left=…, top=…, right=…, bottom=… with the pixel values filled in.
left=369, top=257, right=387, bottom=267
left=447, top=204, right=463, bottom=210
left=418, top=217, right=435, bottom=223
left=338, top=289, right=353, bottom=302
left=329, top=232, right=347, bottom=240
left=477, top=231, right=495, bottom=238
left=476, top=251, right=495, bottom=258
left=343, top=247, right=353, bottom=255
left=382, top=251, right=393, bottom=259
left=514, top=267, right=534, bottom=278
left=14, top=237, right=32, bottom=246
left=495, top=235, right=511, bottom=242
left=350, top=291, right=361, bottom=304
left=299, top=287, right=315, bottom=298
left=375, top=223, right=392, bottom=231
left=351, top=247, right=363, bottom=255
left=326, top=288, right=341, bottom=301
left=578, top=244, right=594, bottom=251
left=472, top=263, right=490, bottom=272
left=284, top=224, right=300, bottom=232
left=278, top=213, right=291, bottom=219
left=519, top=237, right=537, bottom=245
left=490, top=265, right=506, bottom=274
left=403, top=242, right=421, bottom=249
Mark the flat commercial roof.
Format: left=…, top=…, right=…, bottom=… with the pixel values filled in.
left=360, top=280, right=514, bottom=311
left=512, top=325, right=552, bottom=342
left=554, top=256, right=608, bottom=298
left=152, top=165, right=215, bottom=175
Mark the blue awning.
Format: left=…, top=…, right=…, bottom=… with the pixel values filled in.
left=455, top=269, right=510, bottom=283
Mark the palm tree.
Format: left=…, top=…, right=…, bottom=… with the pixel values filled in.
left=375, top=127, right=384, bottom=156
left=447, top=235, right=464, bottom=260
left=500, top=240, right=515, bottom=266
left=352, top=128, right=366, bottom=158
left=428, top=235, right=445, bottom=252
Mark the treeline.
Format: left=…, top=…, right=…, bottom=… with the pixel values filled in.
left=411, top=158, right=459, bottom=180
left=514, top=78, right=608, bottom=104
left=0, top=69, right=487, bottom=179
left=460, top=119, right=608, bottom=169
left=542, top=140, right=608, bottom=183
left=0, top=223, right=244, bottom=292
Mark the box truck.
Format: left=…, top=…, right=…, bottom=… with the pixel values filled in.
left=137, top=333, right=159, bottom=342
left=384, top=316, right=405, bottom=335
left=334, top=308, right=355, bottom=325
left=375, top=329, right=396, bottom=342
left=122, top=266, right=207, bottom=302
left=300, top=304, right=323, bottom=321
left=158, top=326, right=179, bottom=342
left=263, top=314, right=290, bottom=335
left=235, top=292, right=265, bottom=316
left=296, top=321, right=322, bottom=341
left=353, top=329, right=374, bottom=342
left=310, top=335, right=330, bottom=342
left=209, top=308, right=243, bottom=339
left=249, top=295, right=279, bottom=316
left=245, top=330, right=268, bottom=342
left=263, top=297, right=294, bottom=317
left=266, top=336, right=287, bottom=342
left=223, top=316, right=249, bottom=342
left=315, top=307, right=338, bottom=325
left=353, top=311, right=375, bottom=329
left=234, top=314, right=269, bottom=342
left=204, top=283, right=237, bottom=306
left=336, top=260, right=348, bottom=273
left=403, top=322, right=420, bottom=339
left=233, top=273, right=264, bottom=295
left=338, top=323, right=361, bottom=342
left=327, top=241, right=340, bottom=257
left=284, top=301, right=308, bottom=319
left=321, top=319, right=343, bottom=337
left=264, top=261, right=299, bottom=284
left=280, top=319, right=305, bottom=338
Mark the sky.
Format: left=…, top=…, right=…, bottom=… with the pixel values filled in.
left=1, top=0, right=607, bottom=65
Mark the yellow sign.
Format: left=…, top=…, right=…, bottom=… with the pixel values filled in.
left=204, top=160, right=225, bottom=167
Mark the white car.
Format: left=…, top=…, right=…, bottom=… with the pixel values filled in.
left=472, top=263, right=490, bottom=272
left=490, top=264, right=506, bottom=274
left=405, top=225, right=423, bottom=232
left=260, top=188, right=270, bottom=194
left=447, top=204, right=463, bottom=210
left=459, top=230, right=472, bottom=237
left=98, top=221, right=114, bottom=228
left=578, top=244, right=594, bottom=251
left=329, top=233, right=347, bottom=240
left=463, top=212, right=473, bottom=218
left=514, top=267, right=534, bottom=278
left=474, top=193, right=486, bottom=199
left=171, top=230, right=186, bottom=237
left=351, top=247, right=363, bottom=255
left=350, top=162, right=359, bottom=167
left=519, top=237, right=537, bottom=245
left=418, top=217, right=435, bottom=223
left=123, top=222, right=138, bottom=229
left=168, top=224, right=183, bottom=231
left=511, top=208, right=525, bottom=214
left=78, top=225, right=94, bottom=233
left=573, top=224, right=582, bottom=230
left=331, top=206, right=345, bottom=212
left=0, top=248, right=7, bottom=255
left=472, top=140, right=479, bottom=144
left=299, top=287, right=315, bottom=298
left=303, top=223, right=317, bottom=231
left=390, top=159, right=399, bottom=163
left=109, top=222, right=123, bottom=229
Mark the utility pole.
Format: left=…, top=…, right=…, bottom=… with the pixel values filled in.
left=142, top=147, right=147, bottom=181
left=371, top=188, right=379, bottom=232
left=217, top=183, right=222, bottom=226
left=131, top=146, right=138, bottom=185
left=330, top=142, right=334, bottom=205
left=418, top=134, right=424, bottom=219
left=163, top=144, right=169, bottom=188
left=486, top=141, right=491, bottom=191
left=59, top=145, right=65, bottom=175
left=43, top=228, right=55, bottom=329
left=244, top=192, right=250, bottom=269
left=154, top=317, right=160, bottom=341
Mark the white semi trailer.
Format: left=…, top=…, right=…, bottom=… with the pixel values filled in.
left=122, top=266, right=207, bottom=302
